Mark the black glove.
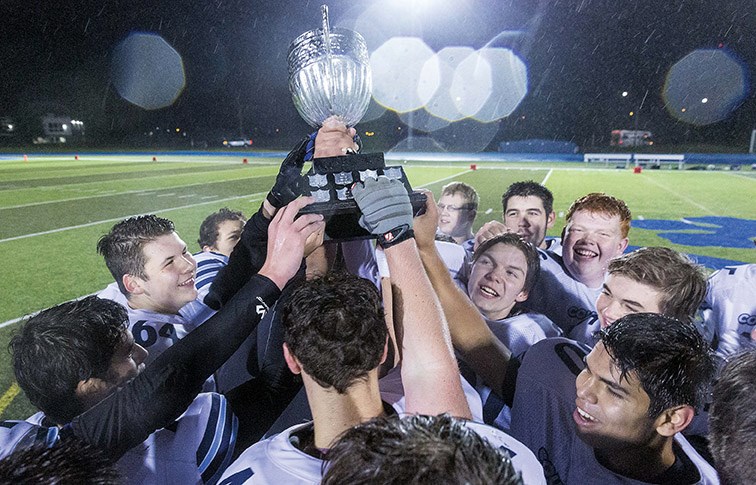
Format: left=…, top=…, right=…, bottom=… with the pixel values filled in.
left=352, top=176, right=414, bottom=249
left=266, top=133, right=316, bottom=208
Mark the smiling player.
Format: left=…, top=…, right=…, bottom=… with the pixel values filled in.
left=97, top=215, right=206, bottom=365
left=510, top=313, right=718, bottom=484
left=526, top=193, right=631, bottom=343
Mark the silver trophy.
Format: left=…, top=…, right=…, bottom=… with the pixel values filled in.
left=289, top=6, right=426, bottom=240
left=287, top=5, right=372, bottom=127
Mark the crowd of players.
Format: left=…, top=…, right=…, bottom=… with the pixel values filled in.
left=0, top=119, right=754, bottom=484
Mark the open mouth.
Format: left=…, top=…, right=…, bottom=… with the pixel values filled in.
left=573, top=247, right=598, bottom=259
left=178, top=277, right=195, bottom=288
left=479, top=285, right=499, bottom=297
left=574, top=404, right=598, bottom=427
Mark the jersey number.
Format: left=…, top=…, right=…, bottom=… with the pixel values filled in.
left=132, top=320, right=179, bottom=348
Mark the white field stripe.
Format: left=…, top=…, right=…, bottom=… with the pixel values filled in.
left=415, top=169, right=473, bottom=188
left=0, top=291, right=99, bottom=329
left=0, top=191, right=267, bottom=244
left=541, top=168, right=554, bottom=185
left=724, top=171, right=756, bottom=182
left=641, top=175, right=716, bottom=215
left=0, top=174, right=276, bottom=210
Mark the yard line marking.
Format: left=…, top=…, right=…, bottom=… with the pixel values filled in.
left=541, top=168, right=554, bottom=185
left=641, top=176, right=717, bottom=215
left=0, top=383, right=20, bottom=415
left=0, top=171, right=276, bottom=210
left=0, top=315, right=25, bottom=329
left=0, top=192, right=267, bottom=244
left=723, top=171, right=756, bottom=182
left=156, top=193, right=177, bottom=197
left=416, top=169, right=473, bottom=188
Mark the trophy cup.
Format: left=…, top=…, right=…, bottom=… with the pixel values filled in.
left=289, top=5, right=426, bottom=240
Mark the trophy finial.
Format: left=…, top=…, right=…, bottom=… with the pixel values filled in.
left=321, top=5, right=335, bottom=116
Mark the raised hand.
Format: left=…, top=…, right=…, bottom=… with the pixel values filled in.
left=258, top=197, right=325, bottom=289
left=352, top=176, right=414, bottom=249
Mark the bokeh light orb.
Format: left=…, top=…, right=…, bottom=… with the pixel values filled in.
left=473, top=47, right=528, bottom=122
left=425, top=46, right=475, bottom=122
left=663, top=49, right=748, bottom=125
left=370, top=37, right=438, bottom=113
left=111, top=33, right=186, bottom=110
left=450, top=50, right=493, bottom=118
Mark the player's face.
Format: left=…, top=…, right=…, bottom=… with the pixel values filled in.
left=106, top=330, right=148, bottom=386
left=86, top=331, right=148, bottom=405
left=208, top=219, right=244, bottom=257
left=562, top=210, right=628, bottom=288
left=138, top=233, right=197, bottom=314
left=503, top=195, right=555, bottom=249
left=437, top=193, right=474, bottom=240
left=573, top=343, right=659, bottom=450
left=596, top=274, right=664, bottom=328
left=467, top=243, right=529, bottom=321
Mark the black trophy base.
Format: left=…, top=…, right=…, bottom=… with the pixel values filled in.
left=297, top=152, right=427, bottom=241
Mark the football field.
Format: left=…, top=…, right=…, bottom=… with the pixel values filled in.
left=0, top=153, right=754, bottom=420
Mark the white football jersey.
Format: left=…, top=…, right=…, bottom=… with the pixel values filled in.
left=219, top=367, right=485, bottom=484
left=526, top=250, right=602, bottom=345
left=374, top=240, right=470, bottom=285
left=1, top=393, right=236, bottom=485
left=510, top=338, right=719, bottom=484
left=699, top=264, right=756, bottom=359
left=486, top=312, right=563, bottom=359
left=97, top=283, right=209, bottom=366
left=218, top=419, right=545, bottom=485
left=544, top=237, right=562, bottom=256
left=193, top=251, right=228, bottom=301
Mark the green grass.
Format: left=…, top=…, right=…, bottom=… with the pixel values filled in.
left=0, top=155, right=754, bottom=420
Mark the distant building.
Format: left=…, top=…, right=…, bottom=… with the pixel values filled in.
left=34, top=114, right=85, bottom=144
left=610, top=130, right=653, bottom=147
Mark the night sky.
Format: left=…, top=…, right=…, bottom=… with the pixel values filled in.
left=1, top=0, right=754, bottom=150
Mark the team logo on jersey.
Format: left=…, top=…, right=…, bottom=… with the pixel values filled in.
left=255, top=297, right=270, bottom=318
left=738, top=313, right=756, bottom=327
left=567, top=306, right=598, bottom=327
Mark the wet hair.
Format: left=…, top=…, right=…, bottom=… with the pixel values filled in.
left=0, top=438, right=120, bottom=484
left=281, top=271, right=386, bottom=393
left=96, top=215, right=175, bottom=295
left=709, top=350, right=756, bottom=485
left=598, top=313, right=716, bottom=418
left=565, top=193, right=632, bottom=238
left=197, top=207, right=245, bottom=249
left=322, top=414, right=523, bottom=485
left=441, top=181, right=479, bottom=211
left=10, top=296, right=127, bottom=424
left=473, top=233, right=540, bottom=295
left=608, top=247, right=706, bottom=323
left=501, top=180, right=554, bottom=215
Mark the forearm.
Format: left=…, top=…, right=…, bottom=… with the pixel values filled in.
left=417, top=243, right=513, bottom=398
left=386, top=239, right=470, bottom=419
left=70, top=274, right=281, bottom=459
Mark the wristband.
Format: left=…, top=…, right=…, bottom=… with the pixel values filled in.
left=377, top=224, right=414, bottom=249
